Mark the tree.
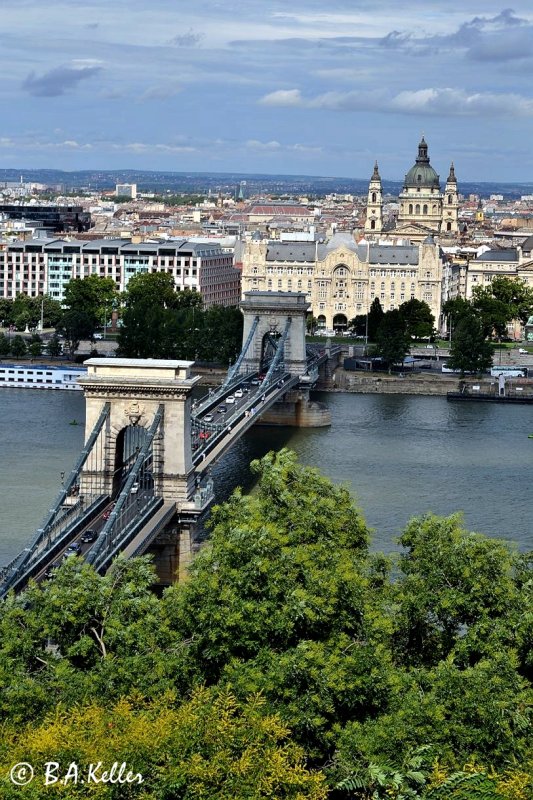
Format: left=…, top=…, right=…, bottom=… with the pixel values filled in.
left=471, top=277, right=533, bottom=339
left=349, top=314, right=368, bottom=336
left=375, top=309, right=411, bottom=371
left=56, top=309, right=94, bottom=358
left=0, top=333, right=10, bottom=357
left=367, top=298, right=384, bottom=341
left=63, top=275, right=118, bottom=329
left=442, top=298, right=473, bottom=335
left=46, top=335, right=62, bottom=358
left=9, top=335, right=27, bottom=358
left=447, top=313, right=493, bottom=376
left=28, top=341, right=42, bottom=358
left=0, top=689, right=327, bottom=800
left=398, top=299, right=435, bottom=340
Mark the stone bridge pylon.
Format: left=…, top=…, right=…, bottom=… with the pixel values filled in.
left=238, top=291, right=309, bottom=377
left=78, top=359, right=200, bottom=507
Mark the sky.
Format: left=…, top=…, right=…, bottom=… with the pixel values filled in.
left=2, top=0, right=533, bottom=182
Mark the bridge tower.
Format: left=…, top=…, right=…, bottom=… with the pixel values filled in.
left=239, top=291, right=309, bottom=376
left=78, top=359, right=200, bottom=506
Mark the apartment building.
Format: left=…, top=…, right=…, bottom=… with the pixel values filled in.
left=0, top=238, right=240, bottom=308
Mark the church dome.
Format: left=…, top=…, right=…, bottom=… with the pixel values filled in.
left=403, top=137, right=440, bottom=189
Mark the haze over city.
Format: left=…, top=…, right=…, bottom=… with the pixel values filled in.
left=2, top=1, right=533, bottom=181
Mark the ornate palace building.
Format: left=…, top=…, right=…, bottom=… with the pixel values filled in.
left=241, top=232, right=443, bottom=331
left=365, top=137, right=459, bottom=240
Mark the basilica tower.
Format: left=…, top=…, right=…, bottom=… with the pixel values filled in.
left=443, top=163, right=459, bottom=234
left=364, top=161, right=383, bottom=235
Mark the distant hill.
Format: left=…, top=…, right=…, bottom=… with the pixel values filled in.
left=1, top=168, right=532, bottom=199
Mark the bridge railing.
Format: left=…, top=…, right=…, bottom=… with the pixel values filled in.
left=0, top=402, right=111, bottom=596
left=85, top=405, right=164, bottom=570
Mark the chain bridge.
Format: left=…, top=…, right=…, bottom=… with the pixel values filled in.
left=0, top=292, right=341, bottom=596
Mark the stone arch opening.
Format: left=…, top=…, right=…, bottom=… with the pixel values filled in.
left=317, top=314, right=326, bottom=329
left=112, top=424, right=153, bottom=499
left=423, top=204, right=428, bottom=214
left=447, top=221, right=452, bottom=231
left=260, top=329, right=281, bottom=373
left=415, top=204, right=420, bottom=214
left=333, top=313, right=348, bottom=332
left=371, top=192, right=377, bottom=202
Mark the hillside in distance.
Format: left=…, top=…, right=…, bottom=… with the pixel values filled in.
left=1, top=168, right=532, bottom=199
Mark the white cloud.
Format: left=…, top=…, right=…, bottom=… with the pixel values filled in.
left=246, top=139, right=282, bottom=150
left=259, top=85, right=533, bottom=118
left=259, top=88, right=303, bottom=106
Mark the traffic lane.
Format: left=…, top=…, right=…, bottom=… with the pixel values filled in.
left=34, top=501, right=116, bottom=583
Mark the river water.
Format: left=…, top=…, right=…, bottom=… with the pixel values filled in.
left=0, top=388, right=531, bottom=564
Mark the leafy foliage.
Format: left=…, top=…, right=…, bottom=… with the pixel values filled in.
left=0, top=689, right=327, bottom=799
left=447, top=312, right=493, bottom=375
left=0, top=451, right=531, bottom=797
left=117, top=272, right=242, bottom=362
left=375, top=309, right=411, bottom=369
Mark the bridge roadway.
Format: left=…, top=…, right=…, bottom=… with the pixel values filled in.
left=190, top=369, right=300, bottom=470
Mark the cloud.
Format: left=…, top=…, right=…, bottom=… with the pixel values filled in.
left=246, top=139, right=282, bottom=150
left=169, top=28, right=204, bottom=47
left=258, top=85, right=533, bottom=117
left=259, top=89, right=303, bottom=107
left=21, top=62, right=103, bottom=97
left=388, top=88, right=533, bottom=116
left=138, top=83, right=182, bottom=102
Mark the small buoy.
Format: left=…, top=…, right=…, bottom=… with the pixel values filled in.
left=69, top=419, right=79, bottom=426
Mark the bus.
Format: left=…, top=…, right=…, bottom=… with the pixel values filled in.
left=490, top=366, right=528, bottom=378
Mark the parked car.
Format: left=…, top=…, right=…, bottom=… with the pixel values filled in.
left=518, top=348, right=528, bottom=354
left=81, top=528, right=97, bottom=543
left=93, top=333, right=103, bottom=340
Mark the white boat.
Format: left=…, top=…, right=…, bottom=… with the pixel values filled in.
left=0, top=363, right=87, bottom=390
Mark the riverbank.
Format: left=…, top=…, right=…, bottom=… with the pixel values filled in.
left=327, top=368, right=533, bottom=398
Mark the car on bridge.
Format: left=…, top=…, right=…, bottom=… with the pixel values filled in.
left=204, top=414, right=214, bottom=423
left=199, top=431, right=211, bottom=440
left=81, top=528, right=98, bottom=543
left=234, top=389, right=244, bottom=398
left=226, top=395, right=236, bottom=404
left=44, top=561, right=60, bottom=579
left=217, top=405, right=227, bottom=413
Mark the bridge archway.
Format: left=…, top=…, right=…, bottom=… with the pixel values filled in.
left=79, top=359, right=200, bottom=505
left=239, top=292, right=309, bottom=377
left=112, top=423, right=152, bottom=498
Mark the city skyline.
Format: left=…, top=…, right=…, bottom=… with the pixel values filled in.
left=2, top=1, right=533, bottom=181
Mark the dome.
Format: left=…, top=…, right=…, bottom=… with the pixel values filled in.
left=403, top=137, right=440, bottom=189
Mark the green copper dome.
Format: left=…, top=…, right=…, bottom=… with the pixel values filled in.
left=403, top=137, right=440, bottom=189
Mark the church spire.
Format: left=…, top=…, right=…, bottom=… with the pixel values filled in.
left=447, top=162, right=456, bottom=183
left=372, top=160, right=380, bottom=180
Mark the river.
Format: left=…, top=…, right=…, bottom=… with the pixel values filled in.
left=0, top=388, right=531, bottom=564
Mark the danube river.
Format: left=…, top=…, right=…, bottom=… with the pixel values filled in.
left=1, top=388, right=532, bottom=564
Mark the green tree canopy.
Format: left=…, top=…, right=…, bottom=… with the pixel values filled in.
left=118, top=273, right=242, bottom=362
left=375, top=309, right=411, bottom=371
left=56, top=309, right=95, bottom=357
left=471, top=277, right=533, bottom=338
left=398, top=298, right=435, bottom=340
left=447, top=312, right=493, bottom=376
left=63, top=275, right=118, bottom=328
left=367, top=297, right=384, bottom=341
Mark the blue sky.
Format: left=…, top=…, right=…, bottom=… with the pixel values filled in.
left=2, top=1, right=533, bottom=181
